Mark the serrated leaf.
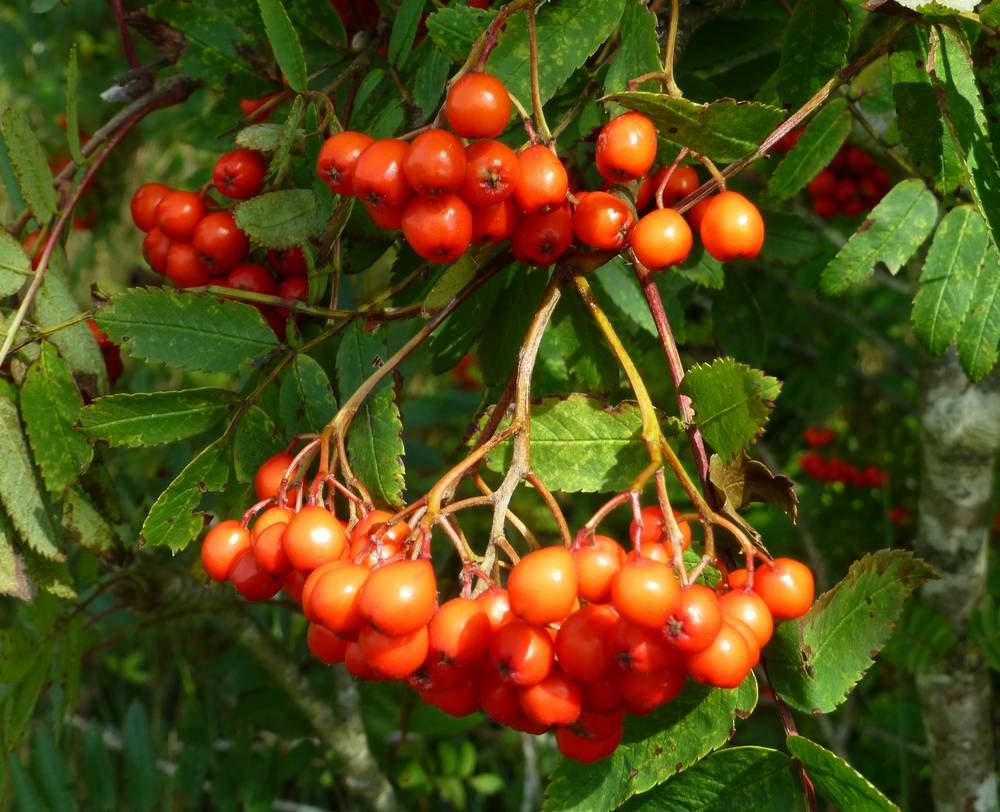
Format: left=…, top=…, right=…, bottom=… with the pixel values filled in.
left=21, top=544, right=75, bottom=599
left=592, top=256, right=657, bottom=338
left=80, top=388, right=240, bottom=448
left=820, top=179, right=939, bottom=295
left=776, top=0, right=849, bottom=109
left=257, top=0, right=307, bottom=92
left=426, top=6, right=495, bottom=61
left=63, top=488, right=117, bottom=555
left=236, top=123, right=286, bottom=152
left=890, top=26, right=964, bottom=194
left=0, top=230, right=31, bottom=296
left=603, top=93, right=784, bottom=163
left=681, top=358, right=781, bottom=463
left=234, top=405, right=280, bottom=483
left=957, top=246, right=1000, bottom=380
left=279, top=353, right=338, bottom=439
left=620, top=747, right=806, bottom=812
left=0, top=509, right=30, bottom=600
left=767, top=98, right=851, bottom=201
left=140, top=437, right=230, bottom=551
left=337, top=323, right=405, bottom=507
left=82, top=725, right=118, bottom=811
left=676, top=244, right=724, bottom=290
left=235, top=189, right=317, bottom=248
left=543, top=685, right=738, bottom=812
left=760, top=211, right=826, bottom=265
left=1, top=107, right=57, bottom=223
left=422, top=254, right=479, bottom=316
left=787, top=736, right=898, bottom=812
left=0, top=390, right=61, bottom=560
left=767, top=549, right=936, bottom=713
left=603, top=0, right=661, bottom=112
left=388, top=0, right=424, bottom=68
left=929, top=26, right=1000, bottom=255
left=32, top=726, right=78, bottom=812
left=912, top=205, right=990, bottom=355
left=65, top=44, right=83, bottom=165
left=428, top=264, right=508, bottom=375
left=710, top=452, right=797, bottom=523
left=735, top=672, right=758, bottom=719
left=413, top=45, right=452, bottom=119
left=123, top=701, right=159, bottom=810
left=487, top=0, right=625, bottom=109
left=95, top=288, right=281, bottom=374
left=536, top=295, right=619, bottom=395
left=486, top=395, right=647, bottom=494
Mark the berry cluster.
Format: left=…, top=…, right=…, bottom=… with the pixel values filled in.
left=315, top=71, right=765, bottom=269
left=807, top=145, right=891, bottom=219
left=799, top=452, right=886, bottom=488
left=201, top=455, right=814, bottom=764
left=129, top=149, right=308, bottom=336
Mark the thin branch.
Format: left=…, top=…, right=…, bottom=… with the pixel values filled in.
left=527, top=2, right=553, bottom=143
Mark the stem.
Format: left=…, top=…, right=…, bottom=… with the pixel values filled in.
left=525, top=471, right=572, bottom=547
left=761, top=658, right=817, bottom=812
left=661, top=0, right=683, bottom=98
left=110, top=0, right=140, bottom=70
left=526, top=2, right=553, bottom=143
left=656, top=148, right=689, bottom=210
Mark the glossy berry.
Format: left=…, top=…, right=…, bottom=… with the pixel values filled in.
left=508, top=546, right=578, bottom=626
left=201, top=520, right=251, bottom=582
left=617, top=662, right=686, bottom=709
left=130, top=183, right=171, bottom=231
left=555, top=724, right=622, bottom=764
left=165, top=243, right=210, bottom=288
left=753, top=558, right=814, bottom=620
left=142, top=228, right=171, bottom=273
left=358, top=625, right=429, bottom=679
left=254, top=452, right=295, bottom=500
left=462, top=139, right=520, bottom=206
left=350, top=509, right=410, bottom=548
left=229, top=549, right=282, bottom=602
left=477, top=588, right=514, bottom=631
left=445, top=72, right=511, bottom=138
left=699, top=191, right=765, bottom=261
left=514, top=145, right=568, bottom=214
left=429, top=597, right=491, bottom=664
left=630, top=208, right=693, bottom=270
left=226, top=263, right=278, bottom=296
left=344, top=641, right=380, bottom=681
left=213, top=148, right=266, bottom=199
left=283, top=505, right=347, bottom=571
left=728, top=617, right=761, bottom=667
left=278, top=274, right=308, bottom=303
left=664, top=584, right=723, bottom=653
left=611, top=558, right=680, bottom=629
left=573, top=534, right=626, bottom=604
left=420, top=680, right=479, bottom=717
left=353, top=139, right=413, bottom=210
left=193, top=211, right=249, bottom=272
left=471, top=198, right=519, bottom=243
left=685, top=196, right=714, bottom=231
left=519, top=668, right=583, bottom=726
left=686, top=621, right=753, bottom=689
left=317, top=131, right=374, bottom=195
left=583, top=677, right=625, bottom=713
left=366, top=202, right=403, bottom=230
left=718, top=589, right=773, bottom=647
left=155, top=191, right=206, bottom=241
left=252, top=521, right=292, bottom=575
left=609, top=618, right=674, bottom=674
left=307, top=623, right=348, bottom=665
left=555, top=604, right=618, bottom=683
left=403, top=129, right=466, bottom=195
left=268, top=246, right=308, bottom=278
left=573, top=191, right=634, bottom=250
left=652, top=165, right=699, bottom=205
left=359, top=558, right=437, bottom=636
left=252, top=506, right=293, bottom=539
left=401, top=194, right=473, bottom=263
left=511, top=206, right=573, bottom=265
left=595, top=112, right=657, bottom=182
left=489, top=621, right=554, bottom=686
left=478, top=671, right=525, bottom=726
left=630, top=505, right=691, bottom=551
left=308, top=563, right=369, bottom=636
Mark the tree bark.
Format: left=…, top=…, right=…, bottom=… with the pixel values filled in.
left=916, top=349, right=999, bottom=812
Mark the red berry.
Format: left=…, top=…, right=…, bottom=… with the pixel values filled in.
left=630, top=208, right=693, bottom=270
left=155, top=191, right=206, bottom=241
left=595, top=112, right=657, bottom=182
left=511, top=206, right=573, bottom=265
left=572, top=191, right=634, bottom=250
left=165, top=243, right=210, bottom=288
left=353, top=139, right=413, bottom=210
left=201, top=520, right=251, bottom=582
left=445, top=72, right=511, bottom=139
left=461, top=139, right=520, bottom=206
left=131, top=183, right=171, bottom=231
left=213, top=149, right=267, bottom=200
left=401, top=193, right=473, bottom=263
left=471, top=198, right=519, bottom=243
left=514, top=145, right=569, bottom=214
left=699, top=191, right=765, bottom=261
left=317, top=131, right=374, bottom=195
left=229, top=548, right=282, bottom=602
left=193, top=211, right=250, bottom=273
left=402, top=129, right=467, bottom=196
left=508, top=546, right=578, bottom=626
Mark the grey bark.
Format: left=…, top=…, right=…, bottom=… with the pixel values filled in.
left=916, top=349, right=999, bottom=812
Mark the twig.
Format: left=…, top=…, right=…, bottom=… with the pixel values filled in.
left=525, top=471, right=572, bottom=547
left=526, top=2, right=553, bottom=143
left=761, top=658, right=817, bottom=812
left=110, top=0, right=141, bottom=70
left=661, top=0, right=683, bottom=98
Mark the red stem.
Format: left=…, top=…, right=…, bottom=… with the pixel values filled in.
left=110, top=0, right=140, bottom=69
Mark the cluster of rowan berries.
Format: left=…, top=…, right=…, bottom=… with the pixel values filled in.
left=799, top=452, right=886, bottom=488
left=129, top=150, right=308, bottom=336
left=807, top=145, right=891, bottom=219
left=200, top=451, right=814, bottom=763
left=315, top=71, right=765, bottom=269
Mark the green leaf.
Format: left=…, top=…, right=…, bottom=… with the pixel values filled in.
left=427, top=268, right=507, bottom=374
left=235, top=189, right=318, bottom=248
left=969, top=595, right=1000, bottom=671
left=478, top=266, right=549, bottom=385
left=536, top=295, right=620, bottom=395
left=736, top=672, right=758, bottom=719
left=820, top=179, right=939, bottom=295
left=279, top=354, right=338, bottom=439
left=713, top=276, right=767, bottom=368
left=676, top=244, right=724, bottom=290
left=543, top=685, right=738, bottom=812
left=592, top=256, right=657, bottom=338
left=32, top=726, right=78, bottom=812
left=486, top=395, right=647, bottom=494
left=766, top=99, right=851, bottom=201
left=890, top=26, right=964, bottom=194
left=236, top=123, right=286, bottom=152
left=912, top=206, right=990, bottom=355
left=337, top=322, right=406, bottom=507
left=65, top=44, right=83, bottom=165
left=413, top=45, right=452, bottom=119
left=123, top=701, right=159, bottom=810
left=0, top=230, right=31, bottom=296
left=422, top=254, right=479, bottom=316
left=787, top=736, right=898, bottom=812
left=8, top=754, right=46, bottom=811
left=3, top=647, right=52, bottom=749
left=426, top=6, right=495, bottom=61
left=760, top=211, right=827, bottom=265
left=82, top=725, right=118, bottom=811
left=929, top=25, right=1000, bottom=254
left=257, top=0, right=307, bottom=92
left=603, top=0, right=661, bottom=111
left=469, top=774, right=504, bottom=795
left=21, top=343, right=91, bottom=493
left=680, top=358, right=781, bottom=463
left=602, top=93, right=784, bottom=163
left=957, top=246, right=1000, bottom=381
left=0, top=509, right=30, bottom=600
left=767, top=549, right=936, bottom=713
left=389, top=0, right=424, bottom=68
left=63, top=488, right=118, bottom=555
left=776, top=0, right=849, bottom=109
left=620, top=747, right=806, bottom=812
left=982, top=0, right=1000, bottom=27
left=95, top=288, right=281, bottom=374
left=487, top=0, right=626, bottom=109
left=0, top=107, right=57, bottom=223
left=21, top=544, right=75, bottom=599
left=80, top=388, right=240, bottom=448
left=234, top=405, right=280, bottom=483
left=0, top=390, right=61, bottom=560
left=140, top=437, right=231, bottom=551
